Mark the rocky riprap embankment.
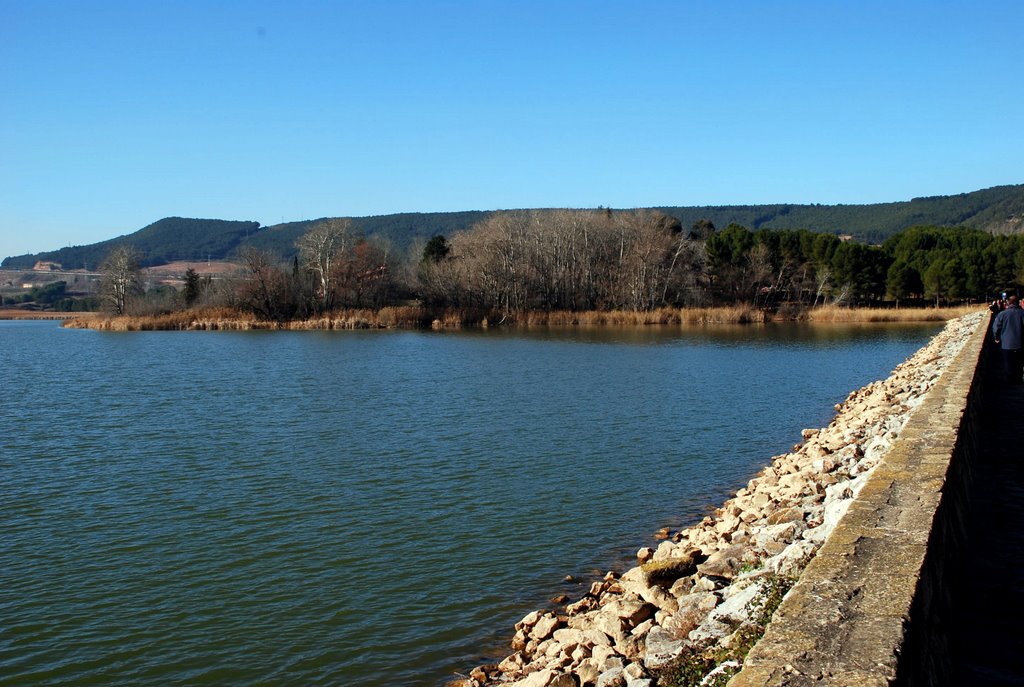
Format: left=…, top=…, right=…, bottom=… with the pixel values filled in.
left=457, top=312, right=985, bottom=687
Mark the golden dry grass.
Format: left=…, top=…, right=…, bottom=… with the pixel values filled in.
left=804, top=304, right=982, bottom=323
left=61, top=303, right=983, bottom=331
left=64, top=306, right=439, bottom=331
left=64, top=307, right=257, bottom=331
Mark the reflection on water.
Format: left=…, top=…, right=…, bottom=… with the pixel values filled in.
left=470, top=321, right=941, bottom=346
left=0, top=320, right=940, bottom=686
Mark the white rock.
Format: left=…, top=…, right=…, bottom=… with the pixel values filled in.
left=602, top=597, right=655, bottom=625
left=591, top=611, right=627, bottom=643
left=822, top=495, right=854, bottom=531
left=591, top=643, right=617, bottom=668
left=751, top=521, right=801, bottom=551
left=498, top=652, right=526, bottom=675
left=519, top=610, right=541, bottom=628
left=549, top=674, right=576, bottom=687
left=509, top=668, right=555, bottom=687
left=596, top=666, right=626, bottom=687
left=711, top=580, right=760, bottom=624
left=642, top=626, right=685, bottom=669
left=552, top=628, right=584, bottom=650
left=767, top=540, right=817, bottom=577
left=583, top=628, right=613, bottom=647
left=618, top=577, right=679, bottom=614
left=532, top=615, right=561, bottom=641
left=630, top=618, right=654, bottom=637
left=652, top=540, right=677, bottom=560
left=576, top=658, right=601, bottom=686
left=624, top=661, right=646, bottom=679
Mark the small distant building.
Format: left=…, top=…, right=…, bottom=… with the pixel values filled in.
left=33, top=261, right=62, bottom=271
left=838, top=234, right=854, bottom=242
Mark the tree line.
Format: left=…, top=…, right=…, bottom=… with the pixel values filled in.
left=97, top=212, right=1024, bottom=319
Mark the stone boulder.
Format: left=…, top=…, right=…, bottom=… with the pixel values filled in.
left=600, top=597, right=655, bottom=626
left=531, top=614, right=562, bottom=641
left=642, top=626, right=685, bottom=670
left=633, top=548, right=705, bottom=585
left=695, top=544, right=749, bottom=580
left=508, top=668, right=556, bottom=687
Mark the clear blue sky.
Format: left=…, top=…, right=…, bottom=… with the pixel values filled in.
left=2, top=1, right=1022, bottom=258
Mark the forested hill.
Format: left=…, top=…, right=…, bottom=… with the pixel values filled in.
left=4, top=184, right=1023, bottom=269
left=655, top=183, right=1024, bottom=243
left=2, top=218, right=263, bottom=270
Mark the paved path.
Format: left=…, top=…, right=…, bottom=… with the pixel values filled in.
left=950, top=340, right=1024, bottom=685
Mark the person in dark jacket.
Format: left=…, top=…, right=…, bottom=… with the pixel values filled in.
left=992, top=295, right=1024, bottom=383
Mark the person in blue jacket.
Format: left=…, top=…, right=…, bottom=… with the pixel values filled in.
left=992, top=294, right=1024, bottom=383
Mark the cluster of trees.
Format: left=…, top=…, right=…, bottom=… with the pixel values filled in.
left=883, top=226, right=1023, bottom=303
left=683, top=223, right=1024, bottom=306
left=418, top=210, right=705, bottom=311
left=232, top=219, right=403, bottom=321
left=96, top=214, right=1024, bottom=319
left=703, top=224, right=882, bottom=306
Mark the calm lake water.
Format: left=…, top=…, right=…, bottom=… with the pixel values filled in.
left=0, top=320, right=940, bottom=686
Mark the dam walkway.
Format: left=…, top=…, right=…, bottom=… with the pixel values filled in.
left=949, top=341, right=1024, bottom=685
left=727, top=315, right=1024, bottom=686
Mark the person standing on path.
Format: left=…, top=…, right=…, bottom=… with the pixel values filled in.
left=992, top=294, right=1024, bottom=383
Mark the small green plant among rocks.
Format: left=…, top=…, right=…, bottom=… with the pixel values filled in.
left=652, top=572, right=796, bottom=687
left=734, top=560, right=762, bottom=575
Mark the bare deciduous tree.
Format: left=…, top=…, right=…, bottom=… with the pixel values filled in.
left=99, top=245, right=143, bottom=315
left=296, top=218, right=353, bottom=311
left=236, top=247, right=298, bottom=321
left=335, top=237, right=396, bottom=308
left=424, top=209, right=699, bottom=313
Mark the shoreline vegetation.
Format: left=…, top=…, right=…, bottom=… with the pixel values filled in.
left=9, top=219, right=1021, bottom=329
left=57, top=304, right=982, bottom=332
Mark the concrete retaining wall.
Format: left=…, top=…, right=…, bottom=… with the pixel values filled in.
left=728, top=316, right=989, bottom=687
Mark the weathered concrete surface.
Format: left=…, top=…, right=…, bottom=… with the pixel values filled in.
left=728, top=315, right=988, bottom=687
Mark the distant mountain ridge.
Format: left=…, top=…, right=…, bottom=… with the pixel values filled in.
left=5, top=184, right=1023, bottom=269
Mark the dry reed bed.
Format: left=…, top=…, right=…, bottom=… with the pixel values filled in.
left=803, top=304, right=979, bottom=323
left=64, top=306, right=445, bottom=331
left=62, top=305, right=983, bottom=331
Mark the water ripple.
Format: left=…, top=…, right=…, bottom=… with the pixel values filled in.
left=0, top=321, right=939, bottom=686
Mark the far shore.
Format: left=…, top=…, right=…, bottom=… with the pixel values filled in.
left=54, top=304, right=983, bottom=332
left=0, top=309, right=95, bottom=320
